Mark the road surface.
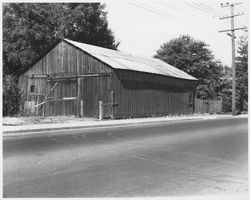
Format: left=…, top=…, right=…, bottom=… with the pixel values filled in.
left=3, top=117, right=248, bottom=197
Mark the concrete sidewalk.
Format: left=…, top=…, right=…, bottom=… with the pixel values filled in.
left=2, top=114, right=247, bottom=136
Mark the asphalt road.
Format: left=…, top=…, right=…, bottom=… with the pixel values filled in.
left=3, top=117, right=248, bottom=197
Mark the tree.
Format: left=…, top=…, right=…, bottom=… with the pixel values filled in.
left=3, top=3, right=119, bottom=116
left=3, top=3, right=119, bottom=76
left=236, top=36, right=248, bottom=112
left=3, top=75, right=20, bottom=116
left=154, top=35, right=224, bottom=100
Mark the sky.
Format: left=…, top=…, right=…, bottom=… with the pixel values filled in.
left=105, top=0, right=248, bottom=66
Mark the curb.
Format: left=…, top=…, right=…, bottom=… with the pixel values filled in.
left=3, top=117, right=206, bottom=137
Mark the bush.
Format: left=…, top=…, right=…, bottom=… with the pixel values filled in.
left=222, top=91, right=232, bottom=113
left=3, top=74, right=21, bottom=116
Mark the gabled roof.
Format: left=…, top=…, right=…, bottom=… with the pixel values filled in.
left=63, top=38, right=197, bottom=81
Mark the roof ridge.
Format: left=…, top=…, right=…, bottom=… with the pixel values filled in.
left=62, top=38, right=197, bottom=81
left=63, top=38, right=156, bottom=60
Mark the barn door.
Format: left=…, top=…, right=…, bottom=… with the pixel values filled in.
left=45, top=79, right=77, bottom=116
left=102, top=90, right=115, bottom=119
left=79, top=75, right=112, bottom=118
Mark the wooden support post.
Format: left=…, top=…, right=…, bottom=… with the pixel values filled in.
left=35, top=97, right=38, bottom=115
left=110, top=90, right=114, bottom=119
left=76, top=78, right=81, bottom=117
left=193, top=91, right=195, bottom=113
left=99, top=101, right=103, bottom=120
left=42, top=103, right=45, bottom=118
left=80, top=100, right=84, bottom=117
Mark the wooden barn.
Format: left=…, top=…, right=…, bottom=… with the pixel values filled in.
left=19, top=38, right=198, bottom=119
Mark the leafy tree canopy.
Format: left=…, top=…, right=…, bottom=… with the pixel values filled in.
left=3, top=3, right=119, bottom=75
left=154, top=35, right=224, bottom=100
left=236, top=36, right=248, bottom=112
left=3, top=3, right=119, bottom=116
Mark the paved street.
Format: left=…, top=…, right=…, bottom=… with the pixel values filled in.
left=3, top=117, right=248, bottom=197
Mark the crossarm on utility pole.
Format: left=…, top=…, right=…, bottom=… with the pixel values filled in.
left=218, top=27, right=247, bottom=32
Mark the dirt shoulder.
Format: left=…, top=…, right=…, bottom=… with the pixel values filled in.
left=2, top=116, right=98, bottom=126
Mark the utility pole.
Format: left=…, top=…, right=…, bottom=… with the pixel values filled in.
left=219, top=2, right=247, bottom=115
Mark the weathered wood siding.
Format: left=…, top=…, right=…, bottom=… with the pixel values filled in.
left=19, top=40, right=197, bottom=118
left=111, top=70, right=196, bottom=118
left=19, top=41, right=112, bottom=117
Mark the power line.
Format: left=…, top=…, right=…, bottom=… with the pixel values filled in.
left=149, top=2, right=219, bottom=30
left=130, top=2, right=205, bottom=32
left=130, top=3, right=179, bottom=23
left=158, top=2, right=227, bottom=32
left=154, top=3, right=206, bottom=28
left=131, top=1, right=229, bottom=38
left=129, top=1, right=230, bottom=66
left=184, top=2, right=242, bottom=32
left=186, top=2, right=219, bottom=17
left=193, top=3, right=221, bottom=17
left=158, top=2, right=198, bottom=18
left=198, top=2, right=226, bottom=16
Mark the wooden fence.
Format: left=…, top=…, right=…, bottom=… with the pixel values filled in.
left=195, top=98, right=222, bottom=114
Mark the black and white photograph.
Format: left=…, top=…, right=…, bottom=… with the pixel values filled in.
left=2, top=0, right=248, bottom=198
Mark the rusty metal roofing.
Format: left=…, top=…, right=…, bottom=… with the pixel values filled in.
left=63, top=38, right=197, bottom=81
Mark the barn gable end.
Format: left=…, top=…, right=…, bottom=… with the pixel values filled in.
left=19, top=40, right=113, bottom=117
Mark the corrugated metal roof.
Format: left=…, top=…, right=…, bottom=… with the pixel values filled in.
left=63, top=38, right=197, bottom=81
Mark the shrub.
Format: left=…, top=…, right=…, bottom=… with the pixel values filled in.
left=3, top=74, right=21, bottom=116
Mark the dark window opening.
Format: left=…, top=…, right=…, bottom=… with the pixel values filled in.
left=30, top=85, right=35, bottom=93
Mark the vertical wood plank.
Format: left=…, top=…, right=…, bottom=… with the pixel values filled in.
left=77, top=78, right=81, bottom=117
